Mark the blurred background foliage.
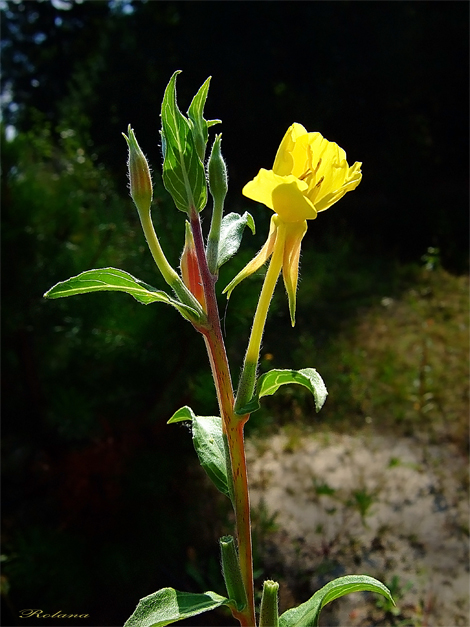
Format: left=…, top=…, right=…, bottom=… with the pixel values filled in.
left=1, top=1, right=468, bottom=626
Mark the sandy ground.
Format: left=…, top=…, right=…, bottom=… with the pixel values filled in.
left=246, top=430, right=469, bottom=627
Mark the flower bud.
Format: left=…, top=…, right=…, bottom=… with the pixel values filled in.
left=207, top=134, right=228, bottom=205
left=259, top=580, right=279, bottom=627
left=122, top=125, right=153, bottom=217
left=219, top=535, right=247, bottom=611
left=180, top=221, right=206, bottom=310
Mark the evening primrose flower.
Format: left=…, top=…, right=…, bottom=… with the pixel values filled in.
left=224, top=123, right=362, bottom=325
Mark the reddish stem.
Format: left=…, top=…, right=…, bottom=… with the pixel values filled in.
left=189, top=208, right=256, bottom=627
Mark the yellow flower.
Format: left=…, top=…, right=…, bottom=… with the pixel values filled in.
left=224, top=123, right=362, bottom=325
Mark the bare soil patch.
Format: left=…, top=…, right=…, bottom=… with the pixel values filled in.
left=247, top=430, right=469, bottom=626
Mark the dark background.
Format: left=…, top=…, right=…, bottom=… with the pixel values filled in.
left=1, top=1, right=468, bottom=626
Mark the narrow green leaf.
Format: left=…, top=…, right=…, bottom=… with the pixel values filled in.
left=161, top=71, right=207, bottom=213
left=235, top=368, right=328, bottom=415
left=187, top=77, right=210, bottom=127
left=192, top=416, right=230, bottom=499
left=187, top=76, right=221, bottom=162
left=124, top=587, right=229, bottom=627
left=167, top=406, right=196, bottom=424
left=217, top=212, right=256, bottom=269
left=279, top=575, right=394, bottom=627
left=43, top=268, right=200, bottom=322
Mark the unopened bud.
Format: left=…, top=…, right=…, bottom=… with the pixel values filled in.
left=122, top=125, right=153, bottom=216
left=259, top=580, right=279, bottom=627
left=207, top=134, right=228, bottom=205
left=219, top=535, right=247, bottom=611
left=180, top=222, right=206, bottom=310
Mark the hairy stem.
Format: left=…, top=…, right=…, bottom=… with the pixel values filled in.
left=190, top=208, right=256, bottom=627
left=139, top=211, right=203, bottom=316
left=206, top=194, right=224, bottom=276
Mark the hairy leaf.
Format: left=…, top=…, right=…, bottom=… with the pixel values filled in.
left=43, top=268, right=200, bottom=321
left=258, top=368, right=327, bottom=412
left=192, top=416, right=230, bottom=499
left=236, top=368, right=327, bottom=415
left=279, top=575, right=394, bottom=627
left=124, top=587, right=229, bottom=627
left=167, top=405, right=196, bottom=424
left=161, top=71, right=207, bottom=213
left=217, top=211, right=256, bottom=269
left=187, top=76, right=221, bottom=162
left=167, top=409, right=230, bottom=500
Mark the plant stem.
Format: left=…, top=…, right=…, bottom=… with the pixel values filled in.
left=235, top=221, right=286, bottom=412
left=206, top=194, right=224, bottom=276
left=138, top=210, right=204, bottom=316
left=189, top=208, right=256, bottom=627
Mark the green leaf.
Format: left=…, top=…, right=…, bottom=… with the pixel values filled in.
left=124, top=587, right=229, bottom=627
left=192, top=416, right=230, bottom=499
left=187, top=76, right=221, bottom=163
left=161, top=71, right=207, bottom=213
left=258, top=368, right=327, bottom=412
left=43, top=268, right=200, bottom=322
left=236, top=368, right=328, bottom=415
left=217, top=212, right=256, bottom=269
left=279, top=575, right=394, bottom=627
left=167, top=405, right=196, bottom=424
left=167, top=409, right=230, bottom=500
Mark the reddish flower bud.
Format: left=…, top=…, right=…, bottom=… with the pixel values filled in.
left=180, top=222, right=206, bottom=310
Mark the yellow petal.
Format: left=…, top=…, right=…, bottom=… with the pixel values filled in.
left=306, top=139, right=347, bottom=202
left=271, top=178, right=317, bottom=223
left=306, top=132, right=336, bottom=170
left=243, top=169, right=315, bottom=223
left=315, top=162, right=362, bottom=212
left=272, top=123, right=308, bottom=176
left=242, top=168, right=278, bottom=210
left=281, top=220, right=308, bottom=326
left=223, top=215, right=278, bottom=298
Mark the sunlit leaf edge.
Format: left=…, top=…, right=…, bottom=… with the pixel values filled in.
left=235, top=367, right=328, bottom=416
left=160, top=71, right=207, bottom=213
left=279, top=575, right=394, bottom=627
left=217, top=211, right=256, bottom=269
left=43, top=267, right=200, bottom=322
left=167, top=405, right=196, bottom=423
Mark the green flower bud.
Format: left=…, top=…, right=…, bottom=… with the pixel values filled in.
left=259, top=580, right=279, bottom=627
left=122, top=125, right=153, bottom=217
left=219, top=535, right=247, bottom=611
left=206, top=134, right=228, bottom=276
left=207, top=134, right=228, bottom=205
